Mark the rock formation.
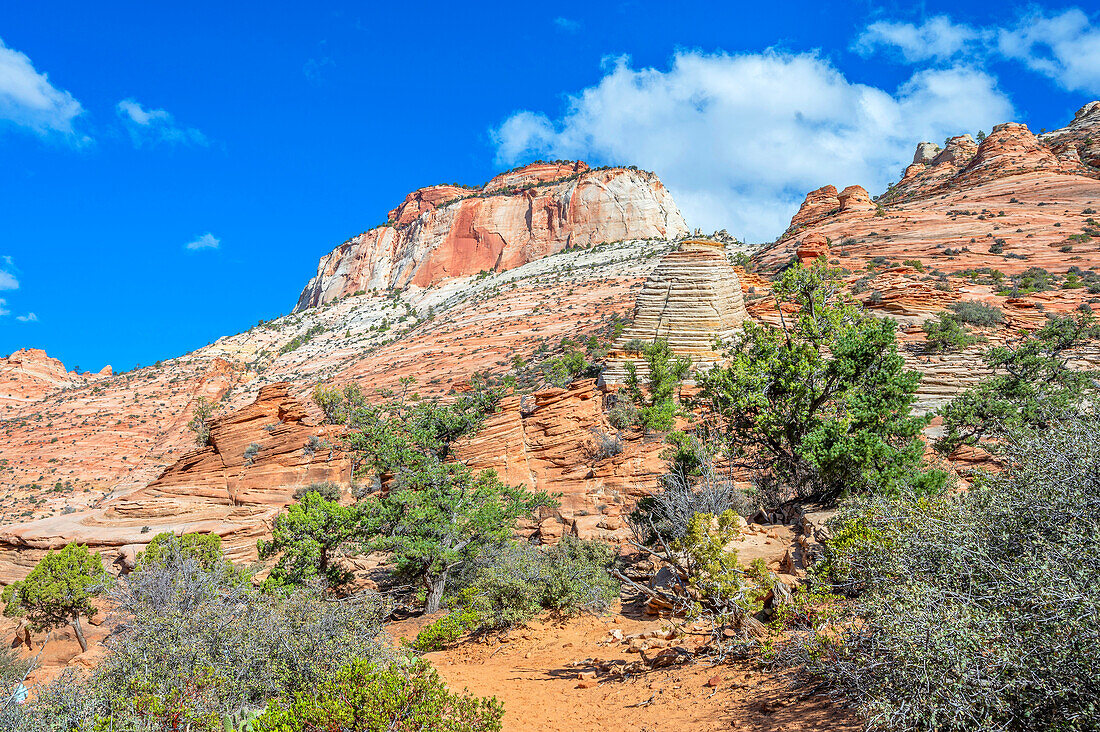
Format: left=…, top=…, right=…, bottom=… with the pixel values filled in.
left=796, top=233, right=830, bottom=262
left=294, top=162, right=688, bottom=309
left=759, top=104, right=1100, bottom=275
left=0, top=349, right=84, bottom=406
left=1042, top=101, right=1100, bottom=168
left=0, top=383, right=349, bottom=581
left=603, top=240, right=749, bottom=383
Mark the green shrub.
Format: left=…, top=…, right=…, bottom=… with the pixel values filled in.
left=292, top=480, right=342, bottom=502
left=607, top=399, right=638, bottom=430
left=411, top=607, right=483, bottom=651
left=694, top=259, right=944, bottom=505
left=949, top=300, right=1004, bottom=326
left=781, top=418, right=1100, bottom=731
left=454, top=537, right=619, bottom=632
left=254, top=658, right=503, bottom=732
left=137, top=531, right=225, bottom=572
left=922, top=312, right=981, bottom=353
left=2, top=543, right=111, bottom=653
left=623, top=340, right=690, bottom=432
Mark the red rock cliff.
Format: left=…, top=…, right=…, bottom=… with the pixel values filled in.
left=294, top=162, right=688, bottom=310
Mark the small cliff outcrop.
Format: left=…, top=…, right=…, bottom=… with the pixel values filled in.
left=0, top=349, right=108, bottom=406
left=0, top=383, right=349, bottom=581
left=294, top=161, right=688, bottom=309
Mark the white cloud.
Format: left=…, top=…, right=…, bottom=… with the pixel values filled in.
left=0, top=257, right=19, bottom=290
left=184, top=233, right=220, bottom=251
left=0, top=299, right=8, bottom=317
left=997, top=9, right=1100, bottom=94
left=854, top=9, right=1100, bottom=94
left=853, top=16, right=982, bottom=63
left=117, top=99, right=207, bottom=147
left=15, top=312, right=37, bottom=322
left=554, top=17, right=582, bottom=33
left=0, top=37, right=84, bottom=139
left=492, top=51, right=1012, bottom=240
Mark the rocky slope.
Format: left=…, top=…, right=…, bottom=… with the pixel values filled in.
left=2, top=105, right=1099, bottom=593
left=294, top=161, right=688, bottom=308
left=0, top=349, right=110, bottom=406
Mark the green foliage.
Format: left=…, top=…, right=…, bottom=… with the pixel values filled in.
left=253, top=658, right=503, bottom=732
left=949, top=299, right=1004, bottom=326
left=316, top=380, right=553, bottom=612
left=454, top=537, right=619, bottom=632
left=361, top=466, right=553, bottom=612
left=279, top=324, right=324, bottom=354
left=606, top=399, right=638, bottom=430
left=137, top=531, right=225, bottom=572
left=292, top=480, right=341, bottom=502
left=922, top=312, right=981, bottom=353
left=11, top=553, right=392, bottom=731
left=671, top=511, right=759, bottom=618
left=936, top=312, right=1100, bottom=454
left=410, top=607, right=483, bottom=652
left=695, top=259, right=944, bottom=505
left=258, top=491, right=373, bottom=590
left=2, top=543, right=110, bottom=652
left=784, top=419, right=1100, bottom=731
left=187, top=396, right=218, bottom=447
left=622, top=339, right=690, bottom=432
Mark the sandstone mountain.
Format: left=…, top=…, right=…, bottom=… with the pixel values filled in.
left=294, top=161, right=689, bottom=309
left=2, top=105, right=1100, bottom=590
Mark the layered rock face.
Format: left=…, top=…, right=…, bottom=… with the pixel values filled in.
left=0, top=383, right=349, bottom=581
left=454, top=379, right=668, bottom=544
left=762, top=105, right=1100, bottom=275
left=0, top=349, right=108, bottom=406
left=0, top=239, right=674, bottom=579
left=294, top=162, right=688, bottom=309
left=603, top=240, right=748, bottom=383
left=1042, top=101, right=1100, bottom=168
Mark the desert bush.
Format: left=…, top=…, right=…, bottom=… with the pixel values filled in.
left=606, top=398, right=638, bottom=430
left=137, top=531, right=225, bottom=572
left=186, top=396, right=218, bottom=447
left=629, top=463, right=756, bottom=545
left=623, top=339, right=690, bottom=432
left=949, top=299, right=1004, bottom=326
left=922, top=312, right=981, bottom=353
left=452, top=537, right=619, bottom=633
left=12, top=551, right=393, bottom=730
left=292, top=480, right=342, bottom=502
left=781, top=418, right=1100, bottom=731
left=937, top=312, right=1100, bottom=454
left=253, top=658, right=503, bottom=732
left=588, top=427, right=623, bottom=459
left=2, top=543, right=111, bottom=653
left=411, top=607, right=483, bottom=652
left=694, top=259, right=944, bottom=505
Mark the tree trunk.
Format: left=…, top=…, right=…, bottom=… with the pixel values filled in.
left=424, top=574, right=447, bottom=614
left=71, top=614, right=88, bottom=653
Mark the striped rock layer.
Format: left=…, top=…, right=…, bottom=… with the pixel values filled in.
left=603, top=240, right=748, bottom=383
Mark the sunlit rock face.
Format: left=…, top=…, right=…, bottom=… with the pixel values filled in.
left=603, top=239, right=749, bottom=383
left=294, top=162, right=689, bottom=310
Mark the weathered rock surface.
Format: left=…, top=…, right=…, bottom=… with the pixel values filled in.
left=795, top=233, right=830, bottom=263
left=603, top=240, right=749, bottom=382
left=1042, top=101, right=1100, bottom=168
left=0, top=383, right=349, bottom=581
left=0, top=348, right=104, bottom=405
left=454, top=379, right=667, bottom=544
left=760, top=105, right=1100, bottom=276
left=295, top=162, right=688, bottom=309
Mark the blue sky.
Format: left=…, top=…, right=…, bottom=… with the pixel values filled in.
left=1, top=1, right=1098, bottom=372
